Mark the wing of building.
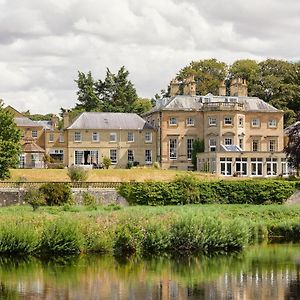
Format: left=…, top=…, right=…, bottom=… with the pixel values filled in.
left=144, top=77, right=291, bottom=177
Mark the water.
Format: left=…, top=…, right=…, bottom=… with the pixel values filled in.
left=0, top=244, right=299, bottom=300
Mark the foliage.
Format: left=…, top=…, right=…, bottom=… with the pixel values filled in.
left=67, top=166, right=88, bottom=182
left=75, top=71, right=101, bottom=111
left=82, top=192, right=97, bottom=210
left=0, top=100, right=21, bottom=179
left=22, top=110, right=53, bottom=121
left=172, top=58, right=300, bottom=126
left=39, top=183, right=73, bottom=206
left=191, top=139, right=204, bottom=170
left=284, top=121, right=300, bottom=174
left=118, top=177, right=296, bottom=206
left=102, top=156, right=112, bottom=169
left=153, top=162, right=160, bottom=169
left=0, top=221, right=39, bottom=254
left=40, top=218, right=82, bottom=254
left=176, top=59, right=227, bottom=95
left=24, top=189, right=46, bottom=211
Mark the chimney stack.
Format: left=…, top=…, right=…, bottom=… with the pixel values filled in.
left=170, top=78, right=180, bottom=97
left=63, top=111, right=69, bottom=129
left=230, top=78, right=248, bottom=97
left=219, top=80, right=226, bottom=96
left=183, top=75, right=196, bottom=96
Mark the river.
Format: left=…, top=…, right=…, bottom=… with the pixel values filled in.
left=0, top=244, right=299, bottom=299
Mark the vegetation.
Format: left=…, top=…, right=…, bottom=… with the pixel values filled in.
left=0, top=100, right=21, bottom=180
left=72, top=66, right=152, bottom=115
left=24, top=189, right=46, bottom=211
left=118, top=176, right=296, bottom=205
left=67, top=166, right=88, bottom=182
left=284, top=119, right=300, bottom=175
left=39, top=182, right=73, bottom=206
left=0, top=204, right=299, bottom=255
left=172, top=58, right=300, bottom=126
left=191, top=139, right=204, bottom=170
left=102, top=156, right=112, bottom=169
left=7, top=168, right=216, bottom=182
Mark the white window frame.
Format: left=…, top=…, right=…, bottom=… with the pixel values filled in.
left=127, top=149, right=134, bottom=162
left=268, top=119, right=277, bottom=128
left=266, top=158, right=277, bottom=176
left=209, top=138, right=216, bottom=152
left=252, top=139, right=259, bottom=152
left=169, top=117, right=177, bottom=126
left=110, top=149, right=117, bottom=164
left=224, top=117, right=233, bottom=126
left=220, top=157, right=232, bottom=176
left=268, top=139, right=276, bottom=152
left=110, top=132, right=117, bottom=143
left=169, top=138, right=177, bottom=160
left=251, top=118, right=260, bottom=127
left=187, top=138, right=194, bottom=160
left=186, top=117, right=194, bottom=126
left=208, top=117, right=217, bottom=126
left=145, top=149, right=152, bottom=164
left=145, top=132, right=152, bottom=143
left=251, top=158, right=263, bottom=176
left=74, top=132, right=81, bottom=142
left=92, top=132, right=99, bottom=142
left=127, top=132, right=134, bottom=142
left=235, top=158, right=247, bottom=176
left=224, top=137, right=233, bottom=145
left=32, top=130, right=38, bottom=138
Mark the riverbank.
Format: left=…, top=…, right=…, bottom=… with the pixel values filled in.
left=0, top=204, right=300, bottom=255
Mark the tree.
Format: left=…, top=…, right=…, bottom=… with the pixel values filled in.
left=284, top=120, right=300, bottom=175
left=131, top=98, right=153, bottom=115
left=96, top=66, right=138, bottom=113
left=176, top=59, right=227, bottom=95
left=75, top=71, right=101, bottom=111
left=0, top=101, right=21, bottom=179
left=191, top=139, right=204, bottom=170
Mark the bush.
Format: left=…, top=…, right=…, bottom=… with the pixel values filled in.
left=67, top=166, right=88, bottom=182
left=40, top=218, right=82, bottom=254
left=102, top=157, right=112, bottom=169
left=118, top=179, right=296, bottom=206
left=153, top=162, right=160, bottom=169
left=24, top=189, right=46, bottom=211
left=0, top=222, right=39, bottom=254
left=39, top=183, right=73, bottom=206
left=126, top=162, right=133, bottom=169
left=82, top=192, right=97, bottom=210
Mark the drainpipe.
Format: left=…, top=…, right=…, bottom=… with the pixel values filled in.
left=159, top=111, right=162, bottom=165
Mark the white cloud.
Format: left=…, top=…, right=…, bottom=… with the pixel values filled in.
left=0, top=0, right=299, bottom=114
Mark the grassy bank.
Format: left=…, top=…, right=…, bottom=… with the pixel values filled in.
left=7, top=168, right=216, bottom=182
left=0, top=204, right=299, bottom=256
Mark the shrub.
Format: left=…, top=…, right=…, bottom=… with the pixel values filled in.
left=102, top=157, right=112, bottom=169
left=82, top=192, right=97, bottom=210
left=40, top=218, right=82, bottom=254
left=118, top=179, right=296, bottom=205
left=39, top=183, right=73, bottom=206
left=0, top=222, right=39, bottom=254
left=153, top=162, right=160, bottom=169
left=24, top=189, right=46, bottom=211
left=114, top=223, right=144, bottom=255
left=67, top=166, right=88, bottom=182
left=126, top=162, right=133, bottom=169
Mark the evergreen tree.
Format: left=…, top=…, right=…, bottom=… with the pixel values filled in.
left=75, top=71, right=101, bottom=111
left=0, top=101, right=21, bottom=179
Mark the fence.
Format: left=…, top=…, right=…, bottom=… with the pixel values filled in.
left=0, top=181, right=125, bottom=189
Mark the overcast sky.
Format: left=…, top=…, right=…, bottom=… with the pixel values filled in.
left=1, top=0, right=299, bottom=114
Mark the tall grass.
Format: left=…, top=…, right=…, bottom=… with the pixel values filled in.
left=0, top=204, right=299, bottom=256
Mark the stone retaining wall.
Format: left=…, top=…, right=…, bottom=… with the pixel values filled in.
left=0, top=188, right=127, bottom=207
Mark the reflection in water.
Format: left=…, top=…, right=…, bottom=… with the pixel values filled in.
left=0, top=244, right=299, bottom=299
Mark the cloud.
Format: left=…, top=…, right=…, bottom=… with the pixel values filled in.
left=0, top=0, right=299, bottom=114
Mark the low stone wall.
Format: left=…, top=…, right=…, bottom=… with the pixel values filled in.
left=0, top=188, right=128, bottom=207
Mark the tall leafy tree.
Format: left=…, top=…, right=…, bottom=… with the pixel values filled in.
left=176, top=59, right=227, bottom=95
left=284, top=118, right=300, bottom=175
left=75, top=71, right=101, bottom=111
left=0, top=101, right=21, bottom=179
left=96, top=66, right=138, bottom=112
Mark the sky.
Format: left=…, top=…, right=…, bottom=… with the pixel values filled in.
left=0, top=0, right=300, bottom=114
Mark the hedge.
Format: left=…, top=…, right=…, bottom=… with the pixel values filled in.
left=118, top=176, right=296, bottom=205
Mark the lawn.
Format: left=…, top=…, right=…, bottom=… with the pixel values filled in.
left=7, top=168, right=217, bottom=182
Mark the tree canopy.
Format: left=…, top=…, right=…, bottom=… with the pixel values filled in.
left=0, top=101, right=21, bottom=179
left=171, top=58, right=300, bottom=126
left=72, top=66, right=152, bottom=115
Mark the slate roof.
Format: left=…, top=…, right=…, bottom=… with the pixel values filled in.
left=68, top=112, right=154, bottom=130
left=14, top=117, right=41, bottom=127
left=146, top=94, right=281, bottom=114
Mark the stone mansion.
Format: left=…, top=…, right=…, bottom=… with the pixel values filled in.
left=6, top=77, right=291, bottom=177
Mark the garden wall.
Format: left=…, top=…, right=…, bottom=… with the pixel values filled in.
left=0, top=188, right=127, bottom=207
